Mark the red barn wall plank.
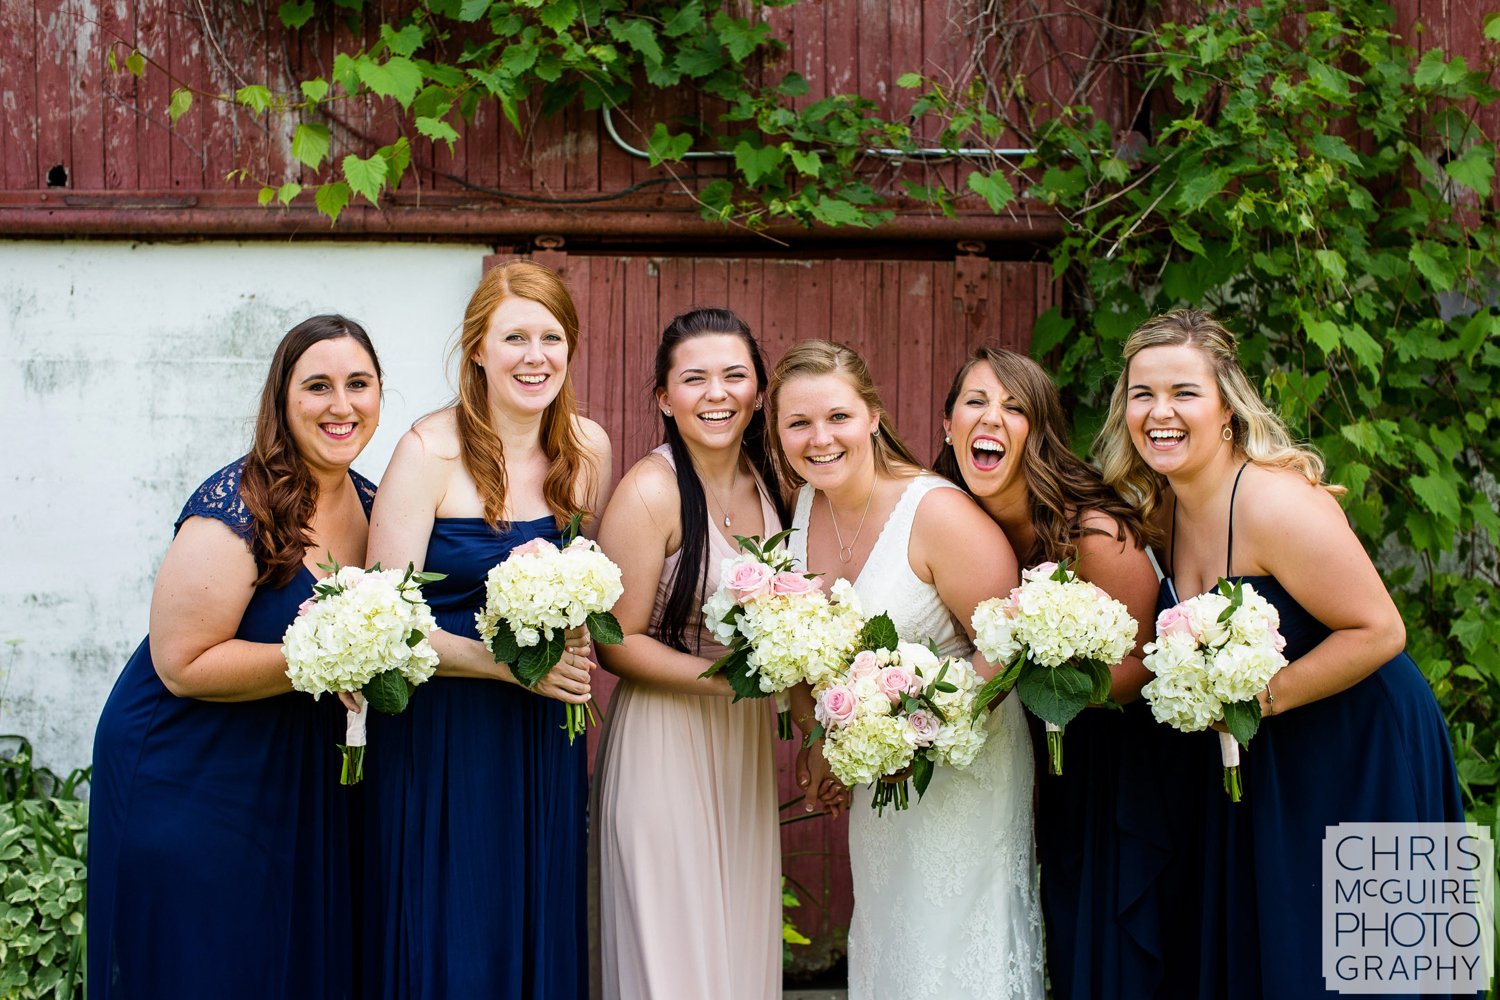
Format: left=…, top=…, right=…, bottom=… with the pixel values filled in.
left=2, top=0, right=39, bottom=190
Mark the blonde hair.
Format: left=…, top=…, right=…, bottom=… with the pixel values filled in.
left=766, top=340, right=925, bottom=490
left=452, top=260, right=593, bottom=528
left=1094, top=309, right=1343, bottom=541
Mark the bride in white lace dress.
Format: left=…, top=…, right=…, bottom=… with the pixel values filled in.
left=769, top=341, right=1044, bottom=1000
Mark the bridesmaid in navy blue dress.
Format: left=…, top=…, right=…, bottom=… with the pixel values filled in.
left=364, top=260, right=612, bottom=999
left=1095, top=308, right=1467, bottom=998
left=88, top=315, right=384, bottom=999
left=934, top=347, right=1164, bottom=999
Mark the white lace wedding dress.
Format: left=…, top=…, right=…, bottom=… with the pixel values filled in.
left=791, top=476, right=1044, bottom=1000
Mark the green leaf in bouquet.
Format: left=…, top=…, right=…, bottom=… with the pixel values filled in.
left=363, top=668, right=415, bottom=714
left=406, top=629, right=426, bottom=648
left=563, top=510, right=586, bottom=543
left=721, top=604, right=745, bottom=628
left=514, top=630, right=567, bottom=688
left=586, top=610, right=625, bottom=646
left=1222, top=698, right=1262, bottom=748
left=1049, top=559, right=1073, bottom=582
left=911, top=754, right=935, bottom=799
left=802, top=721, right=825, bottom=747
left=1215, top=577, right=1244, bottom=622
left=487, top=618, right=521, bottom=666
left=1083, top=658, right=1114, bottom=705
left=722, top=647, right=767, bottom=702
left=316, top=554, right=342, bottom=575
left=700, top=643, right=740, bottom=678
left=858, top=613, right=899, bottom=652
left=1015, top=662, right=1092, bottom=728
left=732, top=534, right=764, bottom=560
left=932, top=681, right=958, bottom=693
left=970, top=666, right=1017, bottom=720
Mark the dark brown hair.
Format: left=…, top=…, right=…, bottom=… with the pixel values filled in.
left=452, top=260, right=595, bottom=529
left=240, top=315, right=382, bottom=587
left=934, top=345, right=1145, bottom=565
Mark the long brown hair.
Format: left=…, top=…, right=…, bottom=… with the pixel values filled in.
left=453, top=260, right=594, bottom=529
left=1093, top=309, right=1342, bottom=544
left=766, top=340, right=925, bottom=491
left=240, top=315, right=382, bottom=588
left=934, top=346, right=1145, bottom=565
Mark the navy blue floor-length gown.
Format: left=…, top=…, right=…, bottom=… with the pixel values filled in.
left=1035, top=698, right=1194, bottom=1000
left=364, top=516, right=587, bottom=1000
left=88, top=459, right=373, bottom=999
left=1159, top=465, right=1467, bottom=999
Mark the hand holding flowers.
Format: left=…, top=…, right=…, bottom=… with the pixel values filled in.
left=805, top=615, right=990, bottom=814
left=969, top=561, right=1138, bottom=774
left=282, top=559, right=444, bottom=785
left=1141, top=578, right=1287, bottom=800
left=475, top=515, right=625, bottom=743
left=700, top=530, right=865, bottom=738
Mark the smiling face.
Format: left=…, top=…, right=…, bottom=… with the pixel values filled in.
left=1124, top=342, right=1234, bottom=478
left=943, top=361, right=1030, bottom=502
left=775, top=371, right=881, bottom=493
left=473, top=295, right=570, bottom=418
left=285, top=336, right=381, bottom=475
left=657, top=332, right=760, bottom=452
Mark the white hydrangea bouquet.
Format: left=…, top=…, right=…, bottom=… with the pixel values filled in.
left=970, top=560, right=1138, bottom=775
left=475, top=515, right=625, bottom=744
left=699, top=530, right=866, bottom=739
left=804, top=614, right=990, bottom=814
left=282, top=560, right=444, bottom=785
left=1141, top=578, right=1288, bottom=801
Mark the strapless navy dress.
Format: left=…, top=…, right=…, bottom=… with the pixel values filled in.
left=363, top=516, right=587, bottom=999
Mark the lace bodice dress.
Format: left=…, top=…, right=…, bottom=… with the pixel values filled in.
left=790, top=476, right=1045, bottom=1000
left=89, top=459, right=372, bottom=999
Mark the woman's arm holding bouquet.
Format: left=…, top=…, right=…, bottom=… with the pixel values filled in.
left=596, top=457, right=732, bottom=697
left=912, top=487, right=1019, bottom=682
left=150, top=517, right=290, bottom=701
left=1074, top=512, right=1158, bottom=704
left=1239, top=468, right=1405, bottom=715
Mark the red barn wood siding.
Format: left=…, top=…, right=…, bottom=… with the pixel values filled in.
left=525, top=249, right=1054, bottom=969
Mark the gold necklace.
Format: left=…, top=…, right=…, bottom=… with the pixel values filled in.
left=827, top=478, right=876, bottom=563
left=702, top=460, right=741, bottom=528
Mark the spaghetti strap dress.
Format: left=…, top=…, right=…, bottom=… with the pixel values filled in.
left=1159, top=463, right=1466, bottom=998
left=590, top=444, right=783, bottom=1000
left=88, top=458, right=374, bottom=1000
left=363, top=514, right=587, bottom=1000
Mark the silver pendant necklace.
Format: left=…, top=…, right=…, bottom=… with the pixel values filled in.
left=703, top=460, right=740, bottom=528
left=828, top=478, right=877, bottom=563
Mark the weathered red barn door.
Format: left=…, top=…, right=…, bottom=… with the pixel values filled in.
left=489, top=247, right=1055, bottom=972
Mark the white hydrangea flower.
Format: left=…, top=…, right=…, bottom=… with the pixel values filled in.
left=283, top=567, right=441, bottom=696
left=474, top=536, right=625, bottom=652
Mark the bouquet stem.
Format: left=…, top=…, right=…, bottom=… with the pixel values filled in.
left=339, top=699, right=369, bottom=786
left=1218, top=730, right=1242, bottom=803
left=775, top=691, right=793, bottom=741
left=563, top=699, right=599, bottom=745
left=872, top=778, right=910, bottom=815
left=1044, top=721, right=1064, bottom=776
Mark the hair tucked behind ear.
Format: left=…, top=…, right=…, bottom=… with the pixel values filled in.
left=652, top=308, right=786, bottom=653
left=933, top=345, right=1146, bottom=565
left=451, top=260, right=595, bottom=531
left=240, top=315, right=382, bottom=588
left=1093, top=308, right=1343, bottom=546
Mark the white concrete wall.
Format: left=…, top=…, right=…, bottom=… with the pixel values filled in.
left=0, top=240, right=492, bottom=773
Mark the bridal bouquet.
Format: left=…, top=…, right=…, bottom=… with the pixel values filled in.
left=970, top=561, right=1137, bottom=775
left=282, top=560, right=443, bottom=785
left=1141, top=579, right=1287, bottom=801
left=475, top=518, right=625, bottom=743
left=805, top=615, right=989, bottom=814
left=700, top=531, right=866, bottom=738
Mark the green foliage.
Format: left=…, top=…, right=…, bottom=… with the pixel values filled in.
left=0, top=738, right=87, bottom=1000
left=1010, top=0, right=1500, bottom=820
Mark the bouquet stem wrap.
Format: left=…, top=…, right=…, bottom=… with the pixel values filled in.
left=1219, top=730, right=1242, bottom=803
left=339, top=700, right=369, bottom=786
left=1043, top=721, right=1064, bottom=776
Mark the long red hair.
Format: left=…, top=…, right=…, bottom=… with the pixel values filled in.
left=454, top=260, right=593, bottom=528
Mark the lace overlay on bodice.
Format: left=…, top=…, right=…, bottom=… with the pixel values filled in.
left=790, top=475, right=1044, bottom=1000
left=174, top=458, right=378, bottom=562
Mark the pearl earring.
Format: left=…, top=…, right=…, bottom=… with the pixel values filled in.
left=944, top=434, right=951, bottom=445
